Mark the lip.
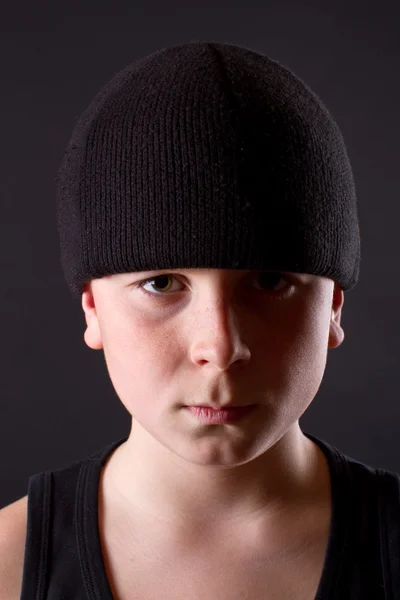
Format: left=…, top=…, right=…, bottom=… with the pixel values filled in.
left=184, top=405, right=256, bottom=424
left=187, top=404, right=251, bottom=409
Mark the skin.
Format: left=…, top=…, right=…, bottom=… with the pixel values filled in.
left=81, top=268, right=344, bottom=541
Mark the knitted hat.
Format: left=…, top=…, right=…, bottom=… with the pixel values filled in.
left=56, top=41, right=360, bottom=300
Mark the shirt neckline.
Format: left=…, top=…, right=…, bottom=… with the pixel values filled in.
left=76, top=432, right=351, bottom=600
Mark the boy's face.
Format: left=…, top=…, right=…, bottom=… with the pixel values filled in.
left=81, top=269, right=344, bottom=465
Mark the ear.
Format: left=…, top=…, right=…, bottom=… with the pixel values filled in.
left=81, top=282, right=104, bottom=350
left=328, top=282, right=345, bottom=349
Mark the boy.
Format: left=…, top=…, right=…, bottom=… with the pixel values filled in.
left=1, top=41, right=399, bottom=599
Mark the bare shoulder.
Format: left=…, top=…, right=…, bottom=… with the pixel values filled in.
left=0, top=495, right=28, bottom=600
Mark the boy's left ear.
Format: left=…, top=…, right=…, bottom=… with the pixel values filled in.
left=328, top=283, right=344, bottom=349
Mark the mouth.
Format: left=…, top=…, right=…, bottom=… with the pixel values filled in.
left=184, top=404, right=257, bottom=423
left=185, top=404, right=255, bottom=410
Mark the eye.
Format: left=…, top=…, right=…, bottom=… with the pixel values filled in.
left=133, top=272, right=293, bottom=299
left=136, top=274, right=180, bottom=296
left=253, top=272, right=292, bottom=295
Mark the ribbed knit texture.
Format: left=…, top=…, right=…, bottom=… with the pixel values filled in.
left=56, top=41, right=360, bottom=300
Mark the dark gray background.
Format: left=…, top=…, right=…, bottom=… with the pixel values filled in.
left=1, top=0, right=399, bottom=508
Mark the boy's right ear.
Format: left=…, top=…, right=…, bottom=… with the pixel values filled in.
left=81, top=283, right=104, bottom=350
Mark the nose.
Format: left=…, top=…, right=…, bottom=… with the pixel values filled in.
left=189, top=299, right=251, bottom=370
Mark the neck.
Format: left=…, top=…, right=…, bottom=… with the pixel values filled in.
left=99, top=422, right=326, bottom=534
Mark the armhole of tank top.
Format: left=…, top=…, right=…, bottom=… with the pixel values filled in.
left=377, top=468, right=400, bottom=600
left=20, top=471, right=52, bottom=600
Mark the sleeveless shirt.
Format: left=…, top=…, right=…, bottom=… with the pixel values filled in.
left=19, top=431, right=400, bottom=599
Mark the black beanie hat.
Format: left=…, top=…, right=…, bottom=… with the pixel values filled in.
left=56, top=41, right=360, bottom=300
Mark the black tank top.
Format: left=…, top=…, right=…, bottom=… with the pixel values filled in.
left=19, top=432, right=400, bottom=599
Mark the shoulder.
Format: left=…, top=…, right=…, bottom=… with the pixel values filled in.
left=0, top=495, right=28, bottom=600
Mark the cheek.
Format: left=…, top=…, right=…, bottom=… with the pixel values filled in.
left=254, top=293, right=328, bottom=378
left=271, top=299, right=331, bottom=399
left=100, top=312, right=180, bottom=411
